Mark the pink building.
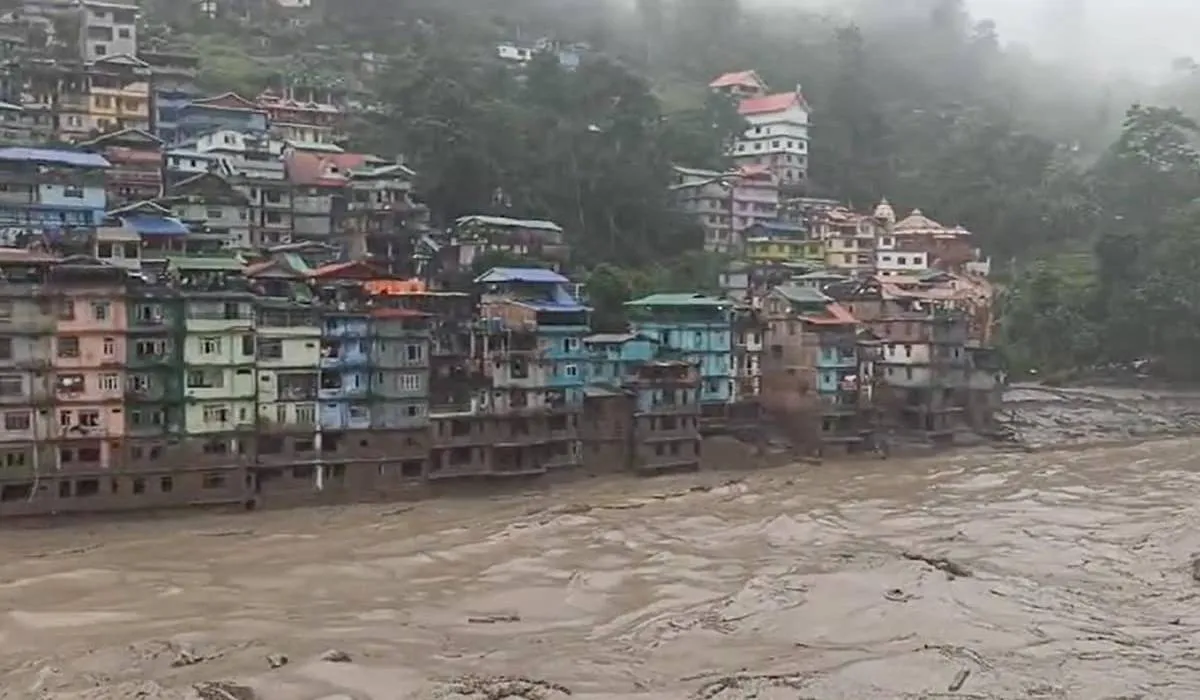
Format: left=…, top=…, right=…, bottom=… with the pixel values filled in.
left=49, top=259, right=130, bottom=475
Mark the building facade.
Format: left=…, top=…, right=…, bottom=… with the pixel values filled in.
left=626, top=293, right=734, bottom=411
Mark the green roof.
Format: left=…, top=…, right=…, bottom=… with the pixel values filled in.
left=626, top=293, right=729, bottom=308
left=167, top=256, right=245, bottom=271
left=773, top=284, right=830, bottom=305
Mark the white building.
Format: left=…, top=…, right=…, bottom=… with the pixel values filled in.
left=875, top=249, right=930, bottom=277
left=731, top=90, right=810, bottom=186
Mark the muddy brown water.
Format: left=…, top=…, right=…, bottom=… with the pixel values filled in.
left=3, top=440, right=1200, bottom=699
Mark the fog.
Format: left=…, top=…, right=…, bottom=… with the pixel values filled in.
left=967, top=0, right=1198, bottom=80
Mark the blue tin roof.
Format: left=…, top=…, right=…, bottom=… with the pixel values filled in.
left=475, top=267, right=569, bottom=285
left=0, top=147, right=110, bottom=169
left=122, top=215, right=190, bottom=236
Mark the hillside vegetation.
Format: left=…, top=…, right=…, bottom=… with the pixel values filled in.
left=140, top=0, right=1200, bottom=379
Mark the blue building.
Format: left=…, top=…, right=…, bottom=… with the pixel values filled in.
left=475, top=267, right=591, bottom=410
left=583, top=332, right=659, bottom=385
left=318, top=310, right=373, bottom=431
left=141, top=51, right=202, bottom=144
left=175, top=92, right=268, bottom=143
left=625, top=293, right=735, bottom=407
left=0, top=147, right=110, bottom=245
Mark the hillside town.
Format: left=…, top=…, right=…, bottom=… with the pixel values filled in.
left=0, top=3, right=1003, bottom=519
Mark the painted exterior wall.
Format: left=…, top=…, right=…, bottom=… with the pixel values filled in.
left=627, top=298, right=735, bottom=405
left=540, top=322, right=589, bottom=404
left=369, top=315, right=430, bottom=430
left=319, top=312, right=372, bottom=430
left=181, top=294, right=256, bottom=435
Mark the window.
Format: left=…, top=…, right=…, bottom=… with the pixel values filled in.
left=276, top=404, right=287, bottom=424
left=405, top=404, right=423, bottom=418
left=117, top=27, right=130, bottom=38
left=564, top=364, right=579, bottom=378
left=843, top=254, right=853, bottom=264
left=0, top=301, right=11, bottom=320
left=2, top=450, right=25, bottom=468
left=0, top=375, right=21, bottom=397
left=102, top=337, right=115, bottom=356
left=78, top=410, right=100, bottom=427
left=295, top=405, right=315, bottom=425
left=4, top=412, right=29, bottom=431
left=241, top=335, right=255, bottom=356
left=160, top=476, right=173, bottom=493
left=200, top=337, right=222, bottom=355
left=202, top=473, right=226, bottom=489
left=57, top=336, right=80, bottom=358
left=206, top=207, right=223, bottom=219
left=897, top=256, right=908, bottom=265
left=400, top=374, right=421, bottom=391
left=257, top=339, right=283, bottom=360
left=186, top=370, right=223, bottom=389
left=202, top=405, right=229, bottom=424
left=100, top=373, right=119, bottom=391
left=133, top=478, right=145, bottom=494
left=56, top=374, right=84, bottom=393
left=405, top=344, right=423, bottom=362
left=92, top=302, right=110, bottom=321
left=135, top=340, right=165, bottom=358
left=563, top=338, right=579, bottom=353
left=127, top=374, right=149, bottom=392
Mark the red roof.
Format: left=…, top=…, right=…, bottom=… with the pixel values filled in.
left=285, top=151, right=369, bottom=187
left=739, top=92, right=807, bottom=116
left=309, top=260, right=382, bottom=280
left=190, top=92, right=262, bottom=112
left=709, top=70, right=764, bottom=90
left=802, top=302, right=858, bottom=326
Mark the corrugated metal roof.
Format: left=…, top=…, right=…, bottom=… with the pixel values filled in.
left=475, top=267, right=568, bottom=285
left=626, top=293, right=729, bottom=308
left=0, top=147, right=110, bottom=168
left=773, top=285, right=830, bottom=304
left=123, top=215, right=189, bottom=236
left=584, top=333, right=642, bottom=344
left=166, top=256, right=245, bottom=271
left=455, top=215, right=563, bottom=233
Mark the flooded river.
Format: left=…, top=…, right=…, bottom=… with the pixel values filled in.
left=4, top=439, right=1200, bottom=699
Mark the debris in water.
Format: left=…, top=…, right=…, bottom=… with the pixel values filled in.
left=948, top=668, right=971, bottom=692
left=902, top=550, right=973, bottom=578
left=193, top=681, right=257, bottom=700
left=265, top=653, right=289, bottom=669
left=440, top=674, right=571, bottom=699
left=884, top=588, right=915, bottom=602
left=319, top=648, right=353, bottom=662
left=467, top=613, right=522, bottom=624
left=1190, top=554, right=1200, bottom=582
left=170, top=645, right=205, bottom=668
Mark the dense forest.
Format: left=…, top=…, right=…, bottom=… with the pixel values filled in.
left=137, top=0, right=1200, bottom=379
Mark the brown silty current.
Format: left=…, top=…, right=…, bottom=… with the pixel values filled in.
left=3, top=439, right=1200, bottom=699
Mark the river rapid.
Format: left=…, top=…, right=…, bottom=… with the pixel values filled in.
left=3, top=438, right=1200, bottom=699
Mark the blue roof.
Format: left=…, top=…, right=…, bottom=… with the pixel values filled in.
left=475, top=267, right=569, bottom=285
left=0, top=147, right=110, bottom=169
left=123, top=215, right=190, bottom=236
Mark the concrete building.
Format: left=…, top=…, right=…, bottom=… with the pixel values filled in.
left=670, top=165, right=781, bottom=254
left=161, top=171, right=253, bottom=250
left=174, top=93, right=268, bottom=143
left=731, top=89, right=810, bottom=187
left=78, top=0, right=138, bottom=63
left=138, top=50, right=201, bottom=144
left=583, top=332, right=659, bottom=386
left=86, top=54, right=152, bottom=134
left=50, top=257, right=128, bottom=474
left=625, top=293, right=734, bottom=411
left=0, top=147, right=109, bottom=244
left=79, top=128, right=163, bottom=208
left=627, top=360, right=702, bottom=473
left=256, top=85, right=346, bottom=145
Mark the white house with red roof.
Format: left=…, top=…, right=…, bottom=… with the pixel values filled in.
left=731, top=88, right=810, bottom=186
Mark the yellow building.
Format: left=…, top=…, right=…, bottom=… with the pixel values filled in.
left=745, top=237, right=824, bottom=264
left=87, top=55, right=151, bottom=134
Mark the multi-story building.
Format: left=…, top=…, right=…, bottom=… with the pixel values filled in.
left=743, top=221, right=823, bottom=266
left=254, top=296, right=320, bottom=468
left=20, top=60, right=90, bottom=142
left=87, top=54, right=152, bottom=134
left=176, top=256, right=257, bottom=468
left=0, top=251, right=56, bottom=501
left=256, top=85, right=345, bottom=145
left=761, top=284, right=868, bottom=450
left=174, top=93, right=268, bottom=143
left=817, top=207, right=878, bottom=274
left=345, top=158, right=424, bottom=269
left=79, top=128, right=163, bottom=207
left=879, top=205, right=989, bottom=277
left=78, top=0, right=138, bottom=63
left=671, top=165, right=781, bottom=254
left=730, top=86, right=810, bottom=187
left=450, top=216, right=568, bottom=273
left=50, top=257, right=128, bottom=475
left=161, top=171, right=253, bottom=249
left=626, top=293, right=734, bottom=412
left=584, top=332, right=659, bottom=386
left=123, top=276, right=184, bottom=473
left=627, top=360, right=702, bottom=473
left=367, top=307, right=432, bottom=472
left=0, top=147, right=108, bottom=246
left=283, top=148, right=348, bottom=242
left=732, top=305, right=764, bottom=404
left=138, top=50, right=200, bottom=144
